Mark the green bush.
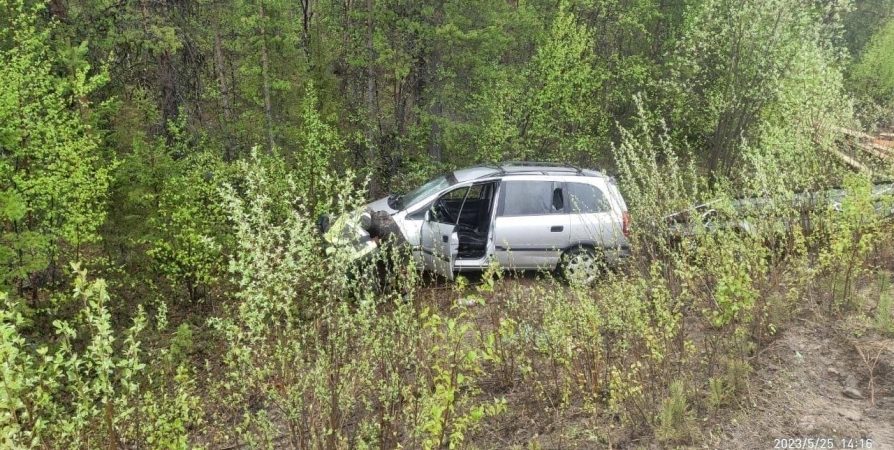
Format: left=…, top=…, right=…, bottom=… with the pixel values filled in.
left=817, top=174, right=880, bottom=310
left=851, top=18, right=894, bottom=127
left=0, top=264, right=202, bottom=449
left=0, top=0, right=111, bottom=296
left=144, top=147, right=231, bottom=303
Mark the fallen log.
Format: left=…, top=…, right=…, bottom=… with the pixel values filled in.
left=855, top=141, right=894, bottom=160
left=833, top=126, right=877, bottom=141
left=830, top=147, right=872, bottom=173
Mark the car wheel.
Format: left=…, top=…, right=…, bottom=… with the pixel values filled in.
left=560, top=247, right=602, bottom=286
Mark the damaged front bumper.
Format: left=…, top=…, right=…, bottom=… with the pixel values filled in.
left=318, top=209, right=379, bottom=262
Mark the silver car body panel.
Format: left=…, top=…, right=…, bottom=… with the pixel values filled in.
left=420, top=219, right=458, bottom=280
left=365, top=196, right=397, bottom=215
left=493, top=213, right=570, bottom=269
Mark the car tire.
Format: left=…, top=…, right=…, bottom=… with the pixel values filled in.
left=560, top=246, right=602, bottom=286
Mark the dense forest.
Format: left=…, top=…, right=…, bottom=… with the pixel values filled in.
left=1, top=0, right=894, bottom=448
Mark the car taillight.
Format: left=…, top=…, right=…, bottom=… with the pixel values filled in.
left=622, top=211, right=631, bottom=238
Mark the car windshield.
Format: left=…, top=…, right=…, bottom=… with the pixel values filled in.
left=399, top=175, right=452, bottom=210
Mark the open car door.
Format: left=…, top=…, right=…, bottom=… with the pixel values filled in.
left=420, top=186, right=469, bottom=279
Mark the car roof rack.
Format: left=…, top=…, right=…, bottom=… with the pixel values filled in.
left=475, top=161, right=605, bottom=179
left=500, top=161, right=584, bottom=174
left=482, top=161, right=506, bottom=175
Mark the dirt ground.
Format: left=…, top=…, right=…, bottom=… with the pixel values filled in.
left=710, top=322, right=894, bottom=450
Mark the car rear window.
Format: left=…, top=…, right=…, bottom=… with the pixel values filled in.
left=499, top=181, right=561, bottom=216
left=566, top=182, right=609, bottom=213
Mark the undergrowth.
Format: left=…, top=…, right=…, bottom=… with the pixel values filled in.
left=1, top=144, right=892, bottom=449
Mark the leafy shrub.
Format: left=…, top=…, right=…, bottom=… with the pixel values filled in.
left=850, top=18, right=894, bottom=127
left=412, top=306, right=506, bottom=449
left=144, top=146, right=231, bottom=302
left=672, top=0, right=852, bottom=179
left=0, top=264, right=202, bottom=449
left=817, top=174, right=880, bottom=309
left=0, top=0, right=111, bottom=295
left=693, top=230, right=764, bottom=329
left=613, top=95, right=703, bottom=224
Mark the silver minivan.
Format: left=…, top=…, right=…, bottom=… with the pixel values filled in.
left=325, top=162, right=631, bottom=283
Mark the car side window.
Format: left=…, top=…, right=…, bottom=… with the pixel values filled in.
left=431, top=186, right=470, bottom=223
left=566, top=182, right=610, bottom=213
left=407, top=201, right=433, bottom=219
left=467, top=184, right=485, bottom=200
left=499, top=181, right=563, bottom=216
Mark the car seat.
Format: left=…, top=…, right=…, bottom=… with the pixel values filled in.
left=456, top=185, right=493, bottom=258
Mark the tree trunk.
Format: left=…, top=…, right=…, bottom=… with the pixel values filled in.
left=428, top=100, right=442, bottom=162
left=366, top=0, right=377, bottom=196
left=213, top=14, right=233, bottom=160
left=48, top=0, right=68, bottom=22
left=300, top=0, right=314, bottom=56
left=427, top=0, right=444, bottom=163
left=259, top=0, right=276, bottom=153
left=158, top=49, right=179, bottom=136
left=137, top=0, right=179, bottom=140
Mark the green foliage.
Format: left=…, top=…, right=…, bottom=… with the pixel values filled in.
left=99, top=107, right=235, bottom=304
left=817, top=174, right=879, bottom=309
left=3, top=0, right=894, bottom=447
left=707, top=376, right=726, bottom=409
left=613, top=95, right=703, bottom=222
left=0, top=0, right=111, bottom=292
left=851, top=18, right=894, bottom=126
left=521, top=2, right=608, bottom=162
left=722, top=358, right=752, bottom=398
left=853, top=18, right=894, bottom=97
left=656, top=379, right=695, bottom=444
left=144, top=147, right=231, bottom=302
left=842, top=0, right=894, bottom=56
left=209, top=153, right=374, bottom=447
left=673, top=0, right=853, bottom=180
left=220, top=150, right=366, bottom=318
left=0, top=264, right=202, bottom=449
left=167, top=323, right=194, bottom=368
left=695, top=231, right=764, bottom=329
left=748, top=35, right=854, bottom=190
left=414, top=307, right=505, bottom=449
left=209, top=153, right=510, bottom=448
left=479, top=262, right=689, bottom=433
left=293, top=82, right=349, bottom=213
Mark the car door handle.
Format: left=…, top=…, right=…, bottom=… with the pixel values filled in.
left=442, top=235, right=449, bottom=242
left=550, top=226, right=564, bottom=232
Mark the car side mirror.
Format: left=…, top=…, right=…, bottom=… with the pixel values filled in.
left=424, top=209, right=432, bottom=222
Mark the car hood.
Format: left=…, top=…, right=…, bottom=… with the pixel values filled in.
left=366, top=196, right=398, bottom=215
